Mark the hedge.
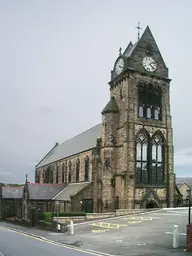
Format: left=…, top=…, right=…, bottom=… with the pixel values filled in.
left=39, top=212, right=86, bottom=222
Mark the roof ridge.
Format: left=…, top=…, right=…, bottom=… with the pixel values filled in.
left=59, top=123, right=101, bottom=147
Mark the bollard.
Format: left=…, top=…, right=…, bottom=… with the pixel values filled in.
left=70, top=220, right=74, bottom=235
left=173, top=225, right=179, bottom=248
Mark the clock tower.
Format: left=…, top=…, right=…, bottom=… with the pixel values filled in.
left=99, top=25, right=175, bottom=210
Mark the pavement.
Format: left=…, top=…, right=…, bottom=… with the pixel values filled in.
left=0, top=208, right=190, bottom=256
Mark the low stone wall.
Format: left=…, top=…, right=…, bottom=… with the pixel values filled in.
left=116, top=208, right=160, bottom=216
left=86, top=212, right=115, bottom=219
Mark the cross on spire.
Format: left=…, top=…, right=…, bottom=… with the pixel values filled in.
left=135, top=22, right=142, bottom=40
left=119, top=47, right=122, bottom=56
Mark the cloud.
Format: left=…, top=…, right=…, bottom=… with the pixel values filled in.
left=175, top=148, right=192, bottom=167
left=0, top=171, right=12, bottom=176
left=38, top=106, right=53, bottom=115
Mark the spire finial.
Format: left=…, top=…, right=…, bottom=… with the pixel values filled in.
left=26, top=173, right=28, bottom=183
left=119, top=47, right=122, bottom=56
left=135, top=22, right=142, bottom=40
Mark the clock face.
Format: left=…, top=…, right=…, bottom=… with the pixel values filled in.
left=115, top=58, right=124, bottom=75
left=142, top=56, right=157, bottom=72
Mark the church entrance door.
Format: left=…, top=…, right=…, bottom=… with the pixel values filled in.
left=145, top=200, right=159, bottom=209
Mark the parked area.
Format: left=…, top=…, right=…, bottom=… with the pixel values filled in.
left=0, top=208, right=189, bottom=256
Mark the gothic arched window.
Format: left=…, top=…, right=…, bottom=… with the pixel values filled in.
left=136, top=131, right=149, bottom=184
left=68, top=161, right=72, bottom=182
left=45, top=166, right=53, bottom=183
left=84, top=156, right=89, bottom=181
left=56, top=165, right=59, bottom=184
left=138, top=83, right=162, bottom=120
left=65, top=161, right=67, bottom=183
left=151, top=133, right=164, bottom=185
left=76, top=158, right=80, bottom=182
left=138, top=106, right=144, bottom=117
left=62, top=163, right=65, bottom=183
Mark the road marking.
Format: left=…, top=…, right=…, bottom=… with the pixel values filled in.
left=124, top=216, right=153, bottom=221
left=162, top=213, right=182, bottom=216
left=92, top=229, right=109, bottom=233
left=127, top=221, right=143, bottom=224
left=72, top=208, right=164, bottom=226
left=0, top=226, right=115, bottom=256
left=90, top=222, right=127, bottom=229
left=165, top=231, right=186, bottom=236
left=0, top=252, right=4, bottom=256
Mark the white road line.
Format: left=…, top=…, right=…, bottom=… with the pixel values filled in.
left=162, top=213, right=183, bottom=216
left=167, top=211, right=188, bottom=214
left=165, top=232, right=186, bottom=236
left=0, top=252, right=4, bottom=256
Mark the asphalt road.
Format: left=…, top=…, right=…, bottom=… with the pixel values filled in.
left=0, top=226, right=110, bottom=256
left=0, top=208, right=190, bottom=256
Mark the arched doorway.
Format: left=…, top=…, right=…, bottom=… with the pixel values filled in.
left=145, top=200, right=159, bottom=209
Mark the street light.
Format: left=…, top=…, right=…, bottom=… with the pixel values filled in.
left=186, top=188, right=191, bottom=225
left=56, top=201, right=59, bottom=232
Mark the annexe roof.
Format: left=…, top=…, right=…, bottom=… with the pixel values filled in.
left=27, top=183, right=65, bottom=200
left=2, top=186, right=24, bottom=199
left=53, top=182, right=90, bottom=201
left=37, top=124, right=102, bottom=168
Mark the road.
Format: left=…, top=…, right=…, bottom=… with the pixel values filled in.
left=0, top=226, right=111, bottom=256
left=0, top=208, right=190, bottom=256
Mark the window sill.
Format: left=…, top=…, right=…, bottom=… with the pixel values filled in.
left=135, top=184, right=165, bottom=188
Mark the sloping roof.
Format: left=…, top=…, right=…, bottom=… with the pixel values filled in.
left=2, top=186, right=24, bottom=199
left=101, top=96, right=119, bottom=114
left=123, top=41, right=138, bottom=58
left=53, top=182, right=90, bottom=201
left=176, top=177, right=192, bottom=187
left=37, top=124, right=102, bottom=168
left=27, top=183, right=65, bottom=200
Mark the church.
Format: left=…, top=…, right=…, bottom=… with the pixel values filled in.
left=35, top=26, right=176, bottom=213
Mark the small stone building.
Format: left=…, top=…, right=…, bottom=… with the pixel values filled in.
left=0, top=186, right=23, bottom=219
left=35, top=26, right=176, bottom=212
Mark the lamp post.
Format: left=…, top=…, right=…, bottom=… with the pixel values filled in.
left=56, top=201, right=59, bottom=232
left=187, top=188, right=191, bottom=225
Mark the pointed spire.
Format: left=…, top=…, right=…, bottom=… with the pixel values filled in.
left=119, top=47, right=122, bottom=56
left=101, top=96, right=119, bottom=115
left=25, top=173, right=28, bottom=183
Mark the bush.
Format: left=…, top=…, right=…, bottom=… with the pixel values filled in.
left=39, top=212, right=86, bottom=221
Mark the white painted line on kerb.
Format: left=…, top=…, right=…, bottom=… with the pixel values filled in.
left=165, top=231, right=186, bottom=236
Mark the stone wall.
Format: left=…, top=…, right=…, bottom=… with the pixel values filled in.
left=1, top=199, right=22, bottom=219
left=36, top=149, right=93, bottom=184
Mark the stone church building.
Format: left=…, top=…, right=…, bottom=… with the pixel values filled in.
left=35, top=26, right=176, bottom=213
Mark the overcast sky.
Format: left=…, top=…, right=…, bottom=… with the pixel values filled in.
left=0, top=0, right=191, bottom=183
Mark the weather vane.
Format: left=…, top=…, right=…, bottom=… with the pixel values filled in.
left=135, top=22, right=142, bottom=40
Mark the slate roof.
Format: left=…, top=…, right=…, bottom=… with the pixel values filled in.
left=37, top=124, right=102, bottom=168
left=176, top=177, right=192, bottom=187
left=123, top=41, right=138, bottom=58
left=53, top=182, right=90, bottom=201
left=27, top=183, right=65, bottom=200
left=2, top=186, right=24, bottom=199
left=101, top=96, right=119, bottom=114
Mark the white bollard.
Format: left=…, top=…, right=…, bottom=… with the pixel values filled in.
left=70, top=220, right=74, bottom=235
left=173, top=225, right=179, bottom=248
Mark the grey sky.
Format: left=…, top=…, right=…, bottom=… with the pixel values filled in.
left=0, top=0, right=191, bottom=183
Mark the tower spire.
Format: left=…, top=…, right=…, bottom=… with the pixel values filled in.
left=135, top=22, right=142, bottom=40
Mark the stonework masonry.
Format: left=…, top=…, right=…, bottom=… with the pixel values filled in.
left=35, top=26, right=176, bottom=213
